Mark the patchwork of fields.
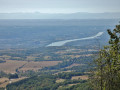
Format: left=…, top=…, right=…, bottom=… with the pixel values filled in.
left=0, top=60, right=62, bottom=73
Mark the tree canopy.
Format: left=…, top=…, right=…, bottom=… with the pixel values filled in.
left=91, top=24, right=120, bottom=90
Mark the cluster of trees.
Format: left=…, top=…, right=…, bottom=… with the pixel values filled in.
left=0, top=71, right=18, bottom=79
left=8, top=73, right=19, bottom=79
left=58, top=82, right=92, bottom=90
left=0, top=71, right=8, bottom=78
left=43, top=60, right=74, bottom=70
left=91, top=24, right=120, bottom=90
left=42, top=56, right=92, bottom=72
left=6, top=73, right=89, bottom=90
left=0, top=60, right=6, bottom=63
left=0, top=87, right=4, bottom=90
left=57, top=72, right=84, bottom=79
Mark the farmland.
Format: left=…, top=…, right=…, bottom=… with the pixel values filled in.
left=0, top=77, right=26, bottom=88
left=19, top=61, right=62, bottom=72
left=0, top=46, right=96, bottom=73
left=0, top=60, right=26, bottom=74
left=0, top=19, right=116, bottom=90
left=71, top=75, right=89, bottom=80
left=0, top=40, right=98, bottom=89
left=0, top=60, right=62, bottom=73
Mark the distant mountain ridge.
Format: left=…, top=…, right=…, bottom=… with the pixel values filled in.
left=0, top=12, right=120, bottom=19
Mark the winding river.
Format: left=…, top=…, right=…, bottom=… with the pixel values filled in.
left=47, top=32, right=104, bottom=47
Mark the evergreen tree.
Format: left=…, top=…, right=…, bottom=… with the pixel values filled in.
left=91, top=24, right=120, bottom=90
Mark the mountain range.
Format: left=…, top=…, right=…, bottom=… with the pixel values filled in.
left=0, top=12, right=120, bottom=19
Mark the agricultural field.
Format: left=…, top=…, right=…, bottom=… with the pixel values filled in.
left=0, top=77, right=26, bottom=88
left=65, top=63, right=83, bottom=68
left=56, top=79, right=65, bottom=83
left=0, top=60, right=62, bottom=73
left=0, top=46, right=94, bottom=89
left=19, top=61, right=62, bottom=72
left=0, top=46, right=96, bottom=73
left=0, top=60, right=27, bottom=74
left=71, top=75, right=89, bottom=80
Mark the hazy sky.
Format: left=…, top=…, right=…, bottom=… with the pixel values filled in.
left=0, top=0, right=120, bottom=13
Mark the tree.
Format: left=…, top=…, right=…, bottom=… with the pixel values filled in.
left=9, top=73, right=19, bottom=79
left=91, top=24, right=120, bottom=90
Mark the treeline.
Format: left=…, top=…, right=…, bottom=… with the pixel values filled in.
left=0, top=60, right=6, bottom=63
left=43, top=60, right=74, bottom=70
left=0, top=71, right=18, bottom=79
left=0, top=71, right=8, bottom=78
left=0, top=87, right=4, bottom=90
left=57, top=72, right=85, bottom=79
left=6, top=72, right=91, bottom=90
left=42, top=56, right=92, bottom=71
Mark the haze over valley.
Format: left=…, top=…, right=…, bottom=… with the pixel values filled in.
left=0, top=0, right=120, bottom=89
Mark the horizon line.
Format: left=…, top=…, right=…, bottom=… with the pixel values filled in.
left=0, top=11, right=120, bottom=14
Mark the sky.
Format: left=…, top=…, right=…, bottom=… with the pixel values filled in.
left=0, top=0, right=120, bottom=13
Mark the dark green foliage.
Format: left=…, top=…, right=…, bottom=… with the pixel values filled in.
left=0, top=60, right=6, bottom=63
left=0, top=71, right=8, bottom=78
left=57, top=72, right=84, bottom=79
left=6, top=72, right=90, bottom=90
left=8, top=73, right=19, bottom=79
left=91, top=24, right=120, bottom=90
left=7, top=75, right=56, bottom=90
left=42, top=56, right=92, bottom=72
left=67, top=82, right=93, bottom=90
left=0, top=88, right=4, bottom=90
